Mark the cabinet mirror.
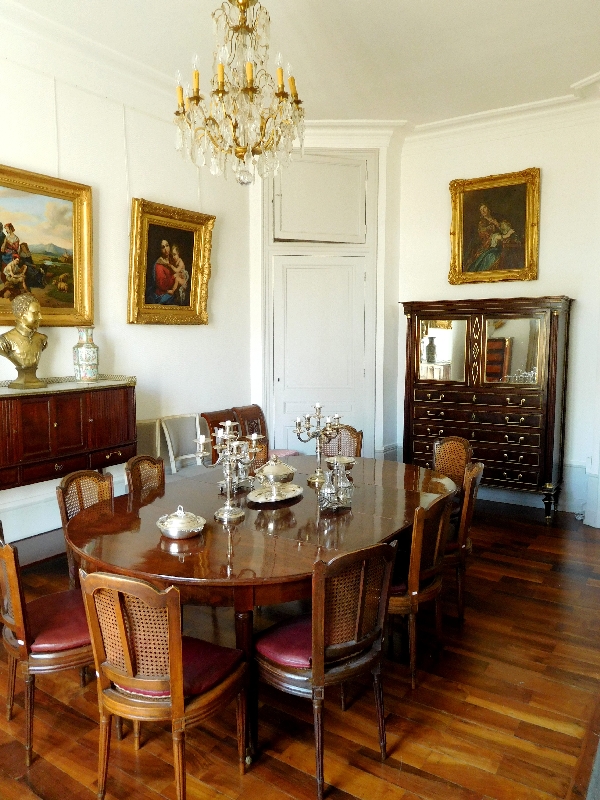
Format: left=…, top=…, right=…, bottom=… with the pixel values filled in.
left=418, top=318, right=467, bottom=382
left=484, top=317, right=542, bottom=384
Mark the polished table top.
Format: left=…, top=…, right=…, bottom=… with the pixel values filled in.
left=65, top=456, right=456, bottom=592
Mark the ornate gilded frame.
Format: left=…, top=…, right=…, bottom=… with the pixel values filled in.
left=127, top=198, right=215, bottom=325
left=0, top=163, right=93, bottom=326
left=449, top=168, right=540, bottom=285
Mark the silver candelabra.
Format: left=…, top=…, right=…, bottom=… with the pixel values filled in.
left=294, top=403, right=341, bottom=486
left=195, top=420, right=263, bottom=522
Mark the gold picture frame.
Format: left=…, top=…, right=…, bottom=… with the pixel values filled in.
left=127, top=198, right=215, bottom=325
left=448, top=167, right=540, bottom=285
left=0, top=163, right=92, bottom=326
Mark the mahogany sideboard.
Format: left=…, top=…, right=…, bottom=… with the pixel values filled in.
left=0, top=376, right=137, bottom=490
left=401, top=297, right=571, bottom=520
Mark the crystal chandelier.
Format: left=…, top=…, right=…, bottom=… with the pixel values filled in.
left=174, top=0, right=305, bottom=186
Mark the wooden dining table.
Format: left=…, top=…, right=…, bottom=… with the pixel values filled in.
left=65, top=455, right=455, bottom=755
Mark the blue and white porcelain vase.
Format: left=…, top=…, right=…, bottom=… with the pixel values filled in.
left=73, top=326, right=99, bottom=381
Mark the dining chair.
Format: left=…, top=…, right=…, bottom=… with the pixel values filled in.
left=125, top=454, right=165, bottom=503
left=444, top=462, right=484, bottom=621
left=80, top=570, right=248, bottom=800
left=161, top=413, right=204, bottom=473
left=232, top=404, right=299, bottom=469
left=200, top=408, right=236, bottom=463
left=433, top=435, right=473, bottom=519
left=0, top=522, right=93, bottom=767
left=56, top=470, right=114, bottom=589
left=321, top=424, right=363, bottom=458
left=387, top=490, right=455, bottom=689
left=255, top=541, right=396, bottom=800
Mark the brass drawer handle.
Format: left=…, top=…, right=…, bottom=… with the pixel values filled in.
left=471, top=412, right=476, bottom=421
left=504, top=435, right=526, bottom=444
left=503, top=472, right=523, bottom=481
left=53, top=422, right=58, bottom=428
left=54, top=463, right=63, bottom=472
left=472, top=394, right=477, bottom=402
left=506, top=397, right=527, bottom=406
left=505, top=416, right=526, bottom=425
left=426, top=410, right=444, bottom=417
left=105, top=450, right=123, bottom=460
left=440, top=393, right=445, bottom=400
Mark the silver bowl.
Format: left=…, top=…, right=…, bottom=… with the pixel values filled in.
left=157, top=505, right=206, bottom=540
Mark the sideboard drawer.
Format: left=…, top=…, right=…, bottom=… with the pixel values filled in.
left=89, top=443, right=136, bottom=469
left=483, top=466, right=540, bottom=488
left=22, top=454, right=89, bottom=485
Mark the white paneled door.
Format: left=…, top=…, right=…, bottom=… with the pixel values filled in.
left=272, top=254, right=372, bottom=455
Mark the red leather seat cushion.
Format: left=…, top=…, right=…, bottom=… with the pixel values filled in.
left=27, top=589, right=90, bottom=653
left=114, top=637, right=244, bottom=699
left=182, top=636, right=244, bottom=696
left=255, top=614, right=312, bottom=668
left=269, top=448, right=300, bottom=459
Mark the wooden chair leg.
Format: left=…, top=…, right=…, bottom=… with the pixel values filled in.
left=456, top=563, right=465, bottom=622
left=313, top=690, right=325, bottom=800
left=6, top=654, right=17, bottom=721
left=97, top=711, right=112, bottom=800
left=24, top=673, right=35, bottom=767
left=115, top=716, right=123, bottom=740
left=372, top=666, right=386, bottom=761
left=435, top=595, right=443, bottom=643
left=172, top=727, right=186, bottom=800
left=133, top=720, right=141, bottom=751
left=79, top=666, right=87, bottom=687
left=236, top=688, right=247, bottom=775
left=408, top=612, right=417, bottom=690
left=340, top=682, right=346, bottom=711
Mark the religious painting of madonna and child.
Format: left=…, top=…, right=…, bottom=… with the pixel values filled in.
left=128, top=198, right=215, bottom=325
left=448, top=168, right=540, bottom=285
left=0, top=164, right=93, bottom=326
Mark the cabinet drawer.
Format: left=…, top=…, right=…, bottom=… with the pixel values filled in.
left=413, top=422, right=465, bottom=439
left=414, top=406, right=472, bottom=423
left=483, top=466, right=540, bottom=489
left=472, top=446, right=540, bottom=467
left=89, top=443, right=136, bottom=469
left=0, top=466, right=19, bottom=489
left=469, top=429, right=541, bottom=447
left=471, top=411, right=542, bottom=428
left=21, top=454, right=89, bottom=485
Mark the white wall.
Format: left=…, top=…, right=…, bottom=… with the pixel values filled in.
left=0, top=36, right=251, bottom=540
left=397, top=99, right=600, bottom=519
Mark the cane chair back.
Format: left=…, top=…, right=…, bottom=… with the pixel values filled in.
left=432, top=436, right=473, bottom=491
left=321, top=425, right=363, bottom=458
left=125, top=455, right=165, bottom=503
left=160, top=413, right=203, bottom=473
left=445, top=462, right=484, bottom=620
left=80, top=570, right=248, bottom=800
left=256, top=542, right=396, bottom=800
left=0, top=522, right=93, bottom=766
left=56, top=470, right=114, bottom=530
left=200, top=408, right=235, bottom=464
left=388, top=491, right=455, bottom=688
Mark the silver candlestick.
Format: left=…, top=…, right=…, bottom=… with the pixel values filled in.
left=294, top=403, right=341, bottom=486
left=195, top=420, right=262, bottom=522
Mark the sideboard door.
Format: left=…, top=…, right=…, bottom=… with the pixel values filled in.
left=88, top=387, right=135, bottom=451
left=52, top=393, right=85, bottom=455
left=20, top=397, right=53, bottom=461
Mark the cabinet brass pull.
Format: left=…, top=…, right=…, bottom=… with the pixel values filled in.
left=471, top=412, right=476, bottom=421
left=427, top=393, right=431, bottom=399
left=105, top=450, right=123, bottom=460
left=503, top=453, right=508, bottom=459
left=505, top=416, right=526, bottom=425
left=427, top=410, right=444, bottom=417
left=438, top=429, right=444, bottom=436
left=53, top=422, right=58, bottom=428
left=518, top=455, right=523, bottom=462
left=54, top=464, right=63, bottom=472
left=504, top=434, right=526, bottom=444
left=440, top=393, right=445, bottom=400
left=472, top=394, right=477, bottom=402
left=518, top=473, right=523, bottom=480
left=506, top=397, right=527, bottom=406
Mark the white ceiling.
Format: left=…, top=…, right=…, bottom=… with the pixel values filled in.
left=12, top=0, right=600, bottom=125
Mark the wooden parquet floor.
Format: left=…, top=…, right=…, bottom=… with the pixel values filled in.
left=1, top=500, right=599, bottom=800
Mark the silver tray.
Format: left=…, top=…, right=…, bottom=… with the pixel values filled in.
left=247, top=483, right=303, bottom=504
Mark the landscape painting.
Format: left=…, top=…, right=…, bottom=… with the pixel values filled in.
left=0, top=164, right=92, bottom=326
left=448, top=168, right=540, bottom=285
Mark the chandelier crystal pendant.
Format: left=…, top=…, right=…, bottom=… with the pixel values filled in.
left=174, top=0, right=305, bottom=186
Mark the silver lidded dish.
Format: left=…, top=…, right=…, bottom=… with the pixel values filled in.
left=157, top=505, right=206, bottom=540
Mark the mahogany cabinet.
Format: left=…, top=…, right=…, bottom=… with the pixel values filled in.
left=401, top=297, right=571, bottom=519
left=0, top=378, right=136, bottom=490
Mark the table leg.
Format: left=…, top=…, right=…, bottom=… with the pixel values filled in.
left=234, top=604, right=256, bottom=762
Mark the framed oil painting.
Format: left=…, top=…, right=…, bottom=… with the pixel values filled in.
left=128, top=198, right=215, bottom=325
left=448, top=167, right=540, bottom=285
left=0, top=164, right=92, bottom=326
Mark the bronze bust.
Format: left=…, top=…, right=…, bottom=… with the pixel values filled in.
left=0, top=293, right=48, bottom=389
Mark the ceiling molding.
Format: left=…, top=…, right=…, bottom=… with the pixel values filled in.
left=414, top=94, right=579, bottom=133
left=304, top=121, right=405, bottom=149
left=571, top=71, right=600, bottom=96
